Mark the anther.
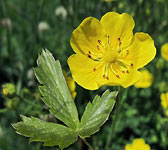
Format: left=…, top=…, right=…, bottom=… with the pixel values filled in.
left=130, top=63, right=134, bottom=67
left=116, top=75, right=120, bottom=79
left=106, top=76, right=109, bottom=80
left=122, top=71, right=125, bottom=74
left=88, top=54, right=91, bottom=58
left=126, top=70, right=129, bottom=73
left=108, top=35, right=110, bottom=44
left=88, top=51, right=91, bottom=54
left=93, top=68, right=96, bottom=71
left=98, top=40, right=101, bottom=44
left=103, top=74, right=106, bottom=79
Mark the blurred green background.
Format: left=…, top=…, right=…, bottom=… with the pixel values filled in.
left=0, top=0, right=168, bottom=150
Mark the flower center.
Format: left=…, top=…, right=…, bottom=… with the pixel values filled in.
left=86, top=35, right=134, bottom=80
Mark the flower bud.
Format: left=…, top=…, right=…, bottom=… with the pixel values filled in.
left=2, top=83, right=16, bottom=98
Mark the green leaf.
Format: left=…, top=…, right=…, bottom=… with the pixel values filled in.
left=12, top=115, right=78, bottom=150
left=34, top=50, right=79, bottom=129
left=79, top=90, right=117, bottom=138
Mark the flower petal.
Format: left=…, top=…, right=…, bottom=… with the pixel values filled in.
left=122, top=32, right=156, bottom=69
left=68, top=54, right=108, bottom=90
left=134, top=69, right=153, bottom=88
left=100, top=12, right=134, bottom=48
left=70, top=17, right=106, bottom=57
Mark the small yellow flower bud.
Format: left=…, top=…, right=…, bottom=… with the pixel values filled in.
left=2, top=83, right=16, bottom=98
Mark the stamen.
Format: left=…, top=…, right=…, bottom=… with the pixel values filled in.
left=106, top=76, right=109, bottom=80
left=93, top=68, right=96, bottom=71
left=118, top=37, right=122, bottom=45
left=110, top=64, right=120, bottom=79
left=126, top=70, right=129, bottom=73
left=88, top=51, right=91, bottom=54
left=103, top=74, right=106, bottom=79
left=108, top=35, right=110, bottom=45
left=98, top=40, right=101, bottom=44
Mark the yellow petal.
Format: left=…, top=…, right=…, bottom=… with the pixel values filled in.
left=122, top=32, right=156, bottom=69
left=134, top=70, right=153, bottom=88
left=68, top=54, right=107, bottom=90
left=70, top=17, right=105, bottom=57
left=100, top=12, right=134, bottom=48
left=161, top=43, right=168, bottom=61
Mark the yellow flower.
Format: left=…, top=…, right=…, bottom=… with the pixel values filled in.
left=63, top=70, right=77, bottom=99
left=161, top=92, right=168, bottom=109
left=161, top=92, right=168, bottom=116
left=68, top=12, right=156, bottom=90
left=125, top=138, right=151, bottom=150
left=161, top=43, right=168, bottom=61
left=134, top=70, right=153, bottom=88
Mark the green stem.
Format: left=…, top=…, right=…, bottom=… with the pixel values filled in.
left=0, top=108, right=8, bottom=113
left=17, top=95, right=42, bottom=110
left=82, top=138, right=94, bottom=150
left=106, top=93, right=121, bottom=148
left=106, top=87, right=126, bottom=149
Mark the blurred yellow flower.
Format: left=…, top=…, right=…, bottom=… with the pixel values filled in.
left=125, top=138, right=151, bottom=150
left=161, top=43, right=168, bottom=61
left=68, top=12, right=156, bottom=90
left=161, top=92, right=168, bottom=108
left=63, top=70, right=77, bottom=99
left=161, top=92, right=168, bottom=116
left=134, top=70, right=153, bottom=88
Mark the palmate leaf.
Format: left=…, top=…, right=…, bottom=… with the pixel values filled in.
left=34, top=50, right=79, bottom=129
left=79, top=90, right=117, bottom=138
left=13, top=50, right=117, bottom=149
left=12, top=115, right=78, bottom=150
